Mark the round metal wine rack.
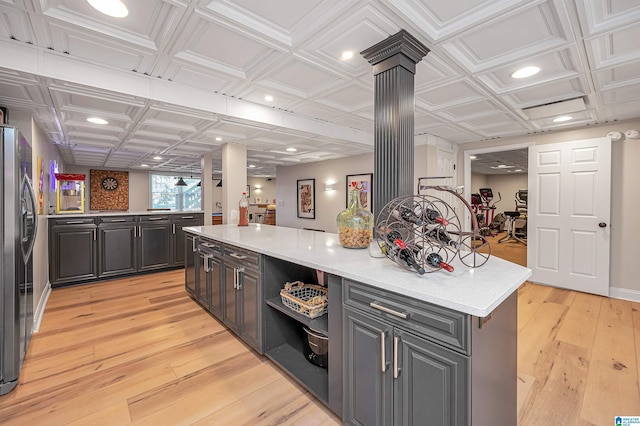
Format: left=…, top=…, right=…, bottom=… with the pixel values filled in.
left=375, top=195, right=462, bottom=274
left=375, top=192, right=491, bottom=274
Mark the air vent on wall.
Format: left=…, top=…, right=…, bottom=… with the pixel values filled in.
left=522, top=97, right=586, bottom=120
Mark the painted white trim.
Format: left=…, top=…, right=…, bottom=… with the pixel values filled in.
left=32, top=282, right=52, bottom=333
left=610, top=287, right=640, bottom=303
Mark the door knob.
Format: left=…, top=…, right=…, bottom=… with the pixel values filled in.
left=598, top=222, right=607, bottom=228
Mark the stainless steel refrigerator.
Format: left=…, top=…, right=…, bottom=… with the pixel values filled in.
left=0, top=125, right=38, bottom=395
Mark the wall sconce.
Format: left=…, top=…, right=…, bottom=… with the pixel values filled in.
left=254, top=185, right=262, bottom=192
left=325, top=182, right=335, bottom=191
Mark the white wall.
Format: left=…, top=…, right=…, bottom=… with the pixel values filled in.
left=470, top=172, right=488, bottom=193
left=457, top=117, right=640, bottom=296
left=486, top=173, right=528, bottom=215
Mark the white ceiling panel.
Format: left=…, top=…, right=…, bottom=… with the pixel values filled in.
left=440, top=1, right=574, bottom=72
left=0, top=0, right=638, bottom=176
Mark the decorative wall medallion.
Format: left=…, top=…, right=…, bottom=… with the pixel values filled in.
left=101, top=176, right=119, bottom=191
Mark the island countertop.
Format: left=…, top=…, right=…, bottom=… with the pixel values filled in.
left=185, top=224, right=531, bottom=317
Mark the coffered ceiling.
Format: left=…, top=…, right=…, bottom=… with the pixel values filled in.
left=1, top=0, right=639, bottom=177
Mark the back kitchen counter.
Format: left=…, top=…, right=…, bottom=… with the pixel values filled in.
left=48, top=211, right=204, bottom=287
left=184, top=224, right=530, bottom=426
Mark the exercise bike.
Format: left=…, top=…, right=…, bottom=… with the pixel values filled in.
left=470, top=188, right=501, bottom=236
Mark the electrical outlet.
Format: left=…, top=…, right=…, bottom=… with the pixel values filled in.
left=278, top=200, right=284, bottom=206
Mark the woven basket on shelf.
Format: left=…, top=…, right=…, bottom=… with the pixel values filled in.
left=280, top=281, right=328, bottom=319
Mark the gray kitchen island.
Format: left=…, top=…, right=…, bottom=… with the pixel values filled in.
left=184, top=224, right=531, bottom=426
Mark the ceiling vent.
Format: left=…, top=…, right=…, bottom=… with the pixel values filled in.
left=522, top=97, right=586, bottom=120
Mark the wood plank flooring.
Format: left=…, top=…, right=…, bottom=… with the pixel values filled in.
left=1, top=236, right=639, bottom=425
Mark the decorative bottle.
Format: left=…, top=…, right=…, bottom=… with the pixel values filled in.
left=337, top=182, right=374, bottom=249
left=238, top=192, right=249, bottom=226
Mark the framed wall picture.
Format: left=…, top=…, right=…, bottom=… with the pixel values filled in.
left=297, top=178, right=315, bottom=219
left=346, top=173, right=373, bottom=211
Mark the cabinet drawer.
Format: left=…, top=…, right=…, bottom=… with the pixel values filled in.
left=343, top=279, right=469, bottom=354
left=223, top=244, right=260, bottom=270
left=139, top=215, right=169, bottom=222
left=171, top=214, right=203, bottom=222
left=98, top=216, right=136, bottom=224
left=198, top=240, right=223, bottom=256
left=51, top=217, right=95, bottom=226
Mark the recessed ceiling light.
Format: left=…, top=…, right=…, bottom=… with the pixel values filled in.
left=87, top=0, right=129, bottom=18
left=87, top=117, right=108, bottom=125
left=341, top=51, right=354, bottom=60
left=264, top=95, right=274, bottom=102
left=470, top=155, right=477, bottom=160
left=511, top=66, right=540, bottom=79
left=153, top=156, right=162, bottom=160
left=286, top=147, right=297, bottom=152
left=141, top=164, right=149, bottom=167
left=248, top=165, right=256, bottom=168
left=215, top=137, right=222, bottom=141
left=490, top=164, right=515, bottom=169
left=515, top=169, right=523, bottom=172
left=553, top=116, right=573, bottom=122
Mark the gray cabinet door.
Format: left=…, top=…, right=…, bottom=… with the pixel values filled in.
left=238, top=267, right=261, bottom=352
left=172, top=216, right=202, bottom=266
left=222, top=261, right=241, bottom=334
left=208, top=255, right=223, bottom=318
left=50, top=225, right=98, bottom=285
left=98, top=224, right=137, bottom=277
left=343, top=307, right=393, bottom=426
left=185, top=235, right=197, bottom=297
left=138, top=222, right=171, bottom=271
left=394, top=330, right=469, bottom=426
left=196, top=251, right=209, bottom=307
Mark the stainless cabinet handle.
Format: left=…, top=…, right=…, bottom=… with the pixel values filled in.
left=201, top=242, right=217, bottom=248
left=203, top=255, right=211, bottom=272
left=370, top=302, right=409, bottom=319
left=393, top=336, right=399, bottom=379
left=173, top=223, right=176, bottom=234
left=230, top=253, right=247, bottom=260
left=192, top=237, right=197, bottom=252
left=148, top=217, right=164, bottom=221
left=233, top=268, right=238, bottom=289
left=236, top=267, right=244, bottom=290
left=65, top=220, right=85, bottom=224
left=138, top=226, right=141, bottom=237
left=93, top=229, right=96, bottom=240
left=380, top=331, right=386, bottom=373
left=181, top=216, right=194, bottom=219
left=110, top=219, right=126, bottom=222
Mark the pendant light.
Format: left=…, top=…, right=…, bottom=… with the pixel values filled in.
left=175, top=177, right=187, bottom=186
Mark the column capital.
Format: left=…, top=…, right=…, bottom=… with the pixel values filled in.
left=360, top=30, right=430, bottom=75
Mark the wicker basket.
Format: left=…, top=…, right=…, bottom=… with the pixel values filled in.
left=280, top=281, right=328, bottom=319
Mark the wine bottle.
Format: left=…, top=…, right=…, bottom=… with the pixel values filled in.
left=423, top=208, right=449, bottom=226
left=238, top=192, right=249, bottom=227
left=426, top=228, right=460, bottom=250
left=393, top=238, right=425, bottom=275
left=391, top=205, right=423, bottom=226
left=426, top=253, right=454, bottom=272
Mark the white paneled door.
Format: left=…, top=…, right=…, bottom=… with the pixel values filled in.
left=527, top=137, right=611, bottom=296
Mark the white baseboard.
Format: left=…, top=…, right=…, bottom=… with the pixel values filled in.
left=610, top=287, right=640, bottom=303
left=32, top=282, right=52, bottom=333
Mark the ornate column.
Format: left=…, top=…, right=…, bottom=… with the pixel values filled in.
left=361, top=30, right=430, bottom=219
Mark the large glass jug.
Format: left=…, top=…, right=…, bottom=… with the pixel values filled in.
left=336, top=182, right=374, bottom=249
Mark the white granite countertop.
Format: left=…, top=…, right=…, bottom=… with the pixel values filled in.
left=46, top=210, right=204, bottom=218
left=184, top=224, right=532, bottom=317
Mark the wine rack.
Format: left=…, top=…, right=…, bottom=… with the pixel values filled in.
left=374, top=187, right=491, bottom=274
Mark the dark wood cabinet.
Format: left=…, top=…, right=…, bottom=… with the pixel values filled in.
left=185, top=234, right=197, bottom=298
left=97, top=216, right=137, bottom=278
left=172, top=215, right=202, bottom=266
left=49, top=218, right=98, bottom=286
left=342, top=279, right=470, bottom=426
left=49, top=213, right=203, bottom=287
left=138, top=216, right=172, bottom=271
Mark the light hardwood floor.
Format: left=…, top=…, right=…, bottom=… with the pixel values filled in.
left=0, top=237, right=638, bottom=425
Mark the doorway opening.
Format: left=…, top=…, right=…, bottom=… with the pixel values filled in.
left=463, top=143, right=532, bottom=267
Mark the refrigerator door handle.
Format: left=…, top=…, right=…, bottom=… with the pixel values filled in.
left=21, top=174, right=38, bottom=261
